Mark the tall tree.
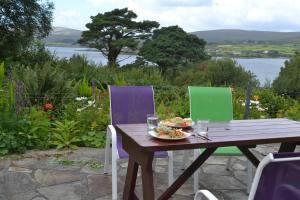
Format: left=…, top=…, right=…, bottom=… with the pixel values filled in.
left=79, top=8, right=159, bottom=67
left=139, top=26, right=209, bottom=74
left=0, top=0, right=54, bottom=59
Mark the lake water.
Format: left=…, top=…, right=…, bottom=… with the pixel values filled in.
left=47, top=46, right=287, bottom=85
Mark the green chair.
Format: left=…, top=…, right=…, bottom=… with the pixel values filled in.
left=186, top=86, right=253, bottom=193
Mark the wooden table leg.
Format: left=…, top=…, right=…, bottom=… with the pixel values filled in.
left=279, top=142, right=297, bottom=153
left=141, top=153, right=155, bottom=200
left=238, top=146, right=260, bottom=167
left=123, top=157, right=139, bottom=200
left=158, top=147, right=217, bottom=200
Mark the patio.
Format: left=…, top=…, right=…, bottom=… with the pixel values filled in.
left=0, top=144, right=298, bottom=200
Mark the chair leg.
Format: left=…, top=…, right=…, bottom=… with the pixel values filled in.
left=226, top=157, right=232, bottom=171
left=193, top=149, right=200, bottom=193
left=168, top=151, right=174, bottom=186
left=104, top=131, right=110, bottom=174
left=246, top=161, right=253, bottom=194
left=112, top=152, right=118, bottom=200
left=182, top=150, right=190, bottom=170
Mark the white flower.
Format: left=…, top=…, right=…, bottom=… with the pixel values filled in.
left=75, top=97, right=87, bottom=101
left=250, top=100, right=259, bottom=105
left=88, top=100, right=95, bottom=105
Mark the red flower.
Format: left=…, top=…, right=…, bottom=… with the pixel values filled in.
left=199, top=63, right=207, bottom=71
left=43, top=103, right=54, bottom=111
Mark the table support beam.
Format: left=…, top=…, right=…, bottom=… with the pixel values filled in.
left=238, top=146, right=260, bottom=167
left=279, top=142, right=297, bottom=153
left=123, top=158, right=139, bottom=200
left=158, top=147, right=217, bottom=200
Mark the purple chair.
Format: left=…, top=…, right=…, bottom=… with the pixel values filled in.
left=103, top=86, right=174, bottom=200
left=194, top=152, right=300, bottom=200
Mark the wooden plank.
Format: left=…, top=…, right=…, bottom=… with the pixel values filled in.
left=158, top=148, right=217, bottom=200
left=123, top=158, right=139, bottom=200
left=238, top=147, right=260, bottom=167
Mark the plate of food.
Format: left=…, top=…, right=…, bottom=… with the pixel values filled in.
left=148, top=126, right=191, bottom=140
left=159, top=117, right=194, bottom=128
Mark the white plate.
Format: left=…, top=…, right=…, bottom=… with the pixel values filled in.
left=159, top=121, right=195, bottom=128
left=148, top=130, right=191, bottom=140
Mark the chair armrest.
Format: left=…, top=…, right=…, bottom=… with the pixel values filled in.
left=194, top=190, right=218, bottom=200
left=107, top=125, right=119, bottom=159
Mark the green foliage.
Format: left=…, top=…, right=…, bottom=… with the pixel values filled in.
left=24, top=107, right=51, bottom=149
left=139, top=26, right=208, bottom=74
left=273, top=52, right=300, bottom=98
left=79, top=8, right=159, bottom=67
left=12, top=62, right=74, bottom=105
left=257, top=89, right=291, bottom=118
left=0, top=0, right=54, bottom=59
left=0, top=112, right=29, bottom=155
left=78, top=77, right=92, bottom=97
left=52, top=120, right=80, bottom=150
left=0, top=62, right=4, bottom=90
left=205, top=58, right=259, bottom=88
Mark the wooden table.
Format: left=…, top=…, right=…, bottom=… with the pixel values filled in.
left=116, top=118, right=300, bottom=200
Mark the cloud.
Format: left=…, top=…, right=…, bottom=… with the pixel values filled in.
left=60, top=0, right=300, bottom=31
left=53, top=10, right=90, bottom=30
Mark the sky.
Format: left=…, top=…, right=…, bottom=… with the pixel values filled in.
left=52, top=0, right=300, bottom=32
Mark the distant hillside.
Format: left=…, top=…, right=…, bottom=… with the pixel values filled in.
left=192, top=29, right=300, bottom=44
left=44, top=27, right=82, bottom=46
left=44, top=27, right=300, bottom=46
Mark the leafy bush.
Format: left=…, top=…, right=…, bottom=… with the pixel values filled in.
left=206, top=58, right=259, bottom=88
left=24, top=107, right=51, bottom=149
left=52, top=120, right=80, bottom=149
left=273, top=52, right=300, bottom=98
left=12, top=62, right=74, bottom=105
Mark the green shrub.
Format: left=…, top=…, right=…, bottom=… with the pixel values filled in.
left=78, top=76, right=92, bottom=97
left=273, top=52, right=300, bottom=98
left=24, top=107, right=51, bottom=149
left=52, top=120, right=80, bottom=149
left=12, top=62, right=74, bottom=105
left=206, top=58, right=259, bottom=88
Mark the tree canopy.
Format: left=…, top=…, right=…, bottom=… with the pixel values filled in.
left=139, top=26, right=209, bottom=74
left=0, top=0, right=54, bottom=59
left=79, top=8, right=159, bottom=67
left=273, top=52, right=300, bottom=98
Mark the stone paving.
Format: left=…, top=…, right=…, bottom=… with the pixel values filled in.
left=0, top=144, right=299, bottom=200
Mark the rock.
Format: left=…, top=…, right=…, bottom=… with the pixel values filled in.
left=11, top=158, right=38, bottom=168
left=34, top=169, right=81, bottom=186
left=0, top=160, right=11, bottom=170
left=31, top=197, right=47, bottom=200
left=38, top=184, right=80, bottom=200
left=232, top=162, right=246, bottom=171
left=80, top=165, right=102, bottom=174
left=8, top=166, right=32, bottom=173
left=202, top=165, right=231, bottom=176
left=86, top=174, right=112, bottom=198
left=199, top=173, right=245, bottom=190
left=205, top=156, right=229, bottom=165
left=3, top=172, right=38, bottom=200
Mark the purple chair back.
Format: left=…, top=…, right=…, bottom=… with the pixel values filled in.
left=109, top=86, right=167, bottom=158
left=254, top=152, right=300, bottom=200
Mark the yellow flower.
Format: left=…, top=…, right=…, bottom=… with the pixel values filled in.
left=253, top=95, right=259, bottom=101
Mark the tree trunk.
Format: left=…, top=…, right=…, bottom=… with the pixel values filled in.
left=107, top=53, right=118, bottom=68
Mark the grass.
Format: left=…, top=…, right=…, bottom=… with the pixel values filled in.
left=206, top=43, right=300, bottom=58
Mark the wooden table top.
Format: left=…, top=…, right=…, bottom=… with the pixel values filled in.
left=116, top=118, right=300, bottom=151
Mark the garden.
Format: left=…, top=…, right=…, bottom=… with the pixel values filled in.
left=1, top=45, right=300, bottom=157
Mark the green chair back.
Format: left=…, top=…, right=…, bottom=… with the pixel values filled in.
left=189, top=86, right=233, bottom=121
left=189, top=86, right=241, bottom=155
